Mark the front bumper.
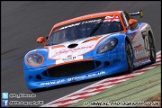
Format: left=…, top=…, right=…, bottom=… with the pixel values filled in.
left=24, top=51, right=128, bottom=90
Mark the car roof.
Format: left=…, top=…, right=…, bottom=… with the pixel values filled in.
left=52, top=11, right=123, bottom=30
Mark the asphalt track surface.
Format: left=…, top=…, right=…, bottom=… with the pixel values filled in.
left=1, top=1, right=161, bottom=106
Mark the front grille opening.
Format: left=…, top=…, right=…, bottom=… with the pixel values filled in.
left=36, top=74, right=42, bottom=80
left=95, top=61, right=101, bottom=67
left=47, top=60, right=95, bottom=77
left=105, top=61, right=110, bottom=66
left=29, top=76, right=32, bottom=80
left=42, top=71, right=48, bottom=77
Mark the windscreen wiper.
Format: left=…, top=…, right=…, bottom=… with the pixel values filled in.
left=89, top=18, right=104, bottom=37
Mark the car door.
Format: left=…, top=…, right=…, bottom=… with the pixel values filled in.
left=121, top=12, right=150, bottom=61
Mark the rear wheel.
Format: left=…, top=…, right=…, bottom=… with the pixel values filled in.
left=125, top=40, right=134, bottom=72
left=148, top=33, right=156, bottom=64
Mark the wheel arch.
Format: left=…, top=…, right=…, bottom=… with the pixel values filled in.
left=148, top=30, right=156, bottom=64
left=148, top=30, right=153, bottom=39
left=125, top=36, right=135, bottom=61
left=125, top=36, right=131, bottom=44
left=148, top=30, right=156, bottom=51
left=124, top=36, right=134, bottom=72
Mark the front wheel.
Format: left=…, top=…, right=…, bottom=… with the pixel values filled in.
left=148, top=33, right=156, bottom=64
left=125, top=40, right=134, bottom=72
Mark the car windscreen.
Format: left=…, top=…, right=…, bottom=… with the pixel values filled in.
left=46, top=16, right=123, bottom=45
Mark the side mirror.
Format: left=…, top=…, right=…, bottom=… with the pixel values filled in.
left=128, top=19, right=138, bottom=29
left=128, top=19, right=137, bottom=26
left=36, top=37, right=45, bottom=45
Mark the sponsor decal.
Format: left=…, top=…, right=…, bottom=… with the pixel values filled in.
left=134, top=58, right=150, bottom=67
left=54, top=19, right=102, bottom=32
left=134, top=44, right=142, bottom=52
left=63, top=55, right=72, bottom=61
left=141, top=31, right=149, bottom=51
left=81, top=19, right=101, bottom=24
left=56, top=55, right=83, bottom=64
left=40, top=71, right=106, bottom=86
left=40, top=79, right=65, bottom=86
left=60, top=22, right=81, bottom=30
left=104, top=15, right=120, bottom=22
left=67, top=71, right=106, bottom=82
left=67, top=76, right=86, bottom=82
left=62, top=55, right=76, bottom=62
left=52, top=45, right=94, bottom=58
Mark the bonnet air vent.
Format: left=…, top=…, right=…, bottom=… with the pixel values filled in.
left=68, top=43, right=78, bottom=48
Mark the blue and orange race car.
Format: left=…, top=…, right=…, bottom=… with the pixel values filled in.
left=24, top=10, right=156, bottom=91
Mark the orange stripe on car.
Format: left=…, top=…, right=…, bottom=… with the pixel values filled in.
left=51, top=45, right=65, bottom=49
left=119, top=13, right=127, bottom=32
left=82, top=37, right=100, bottom=43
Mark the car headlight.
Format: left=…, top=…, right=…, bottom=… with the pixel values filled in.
left=97, top=38, right=118, bottom=54
left=26, top=53, right=44, bottom=66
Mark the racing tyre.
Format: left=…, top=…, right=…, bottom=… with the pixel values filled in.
left=148, top=33, right=156, bottom=64
left=125, top=40, right=134, bottom=72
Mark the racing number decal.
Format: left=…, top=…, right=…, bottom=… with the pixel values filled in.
left=141, top=31, right=149, bottom=51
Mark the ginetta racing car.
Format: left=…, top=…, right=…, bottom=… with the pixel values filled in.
left=24, top=10, right=156, bottom=91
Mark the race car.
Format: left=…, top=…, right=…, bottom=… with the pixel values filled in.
left=24, top=10, right=156, bottom=91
